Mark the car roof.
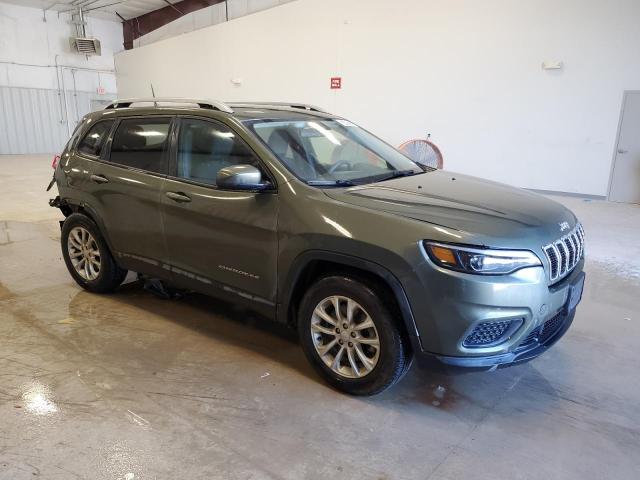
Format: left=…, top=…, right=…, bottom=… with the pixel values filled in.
left=230, top=106, right=335, bottom=121
left=92, top=99, right=336, bottom=122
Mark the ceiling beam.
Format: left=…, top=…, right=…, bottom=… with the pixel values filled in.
left=162, top=0, right=183, bottom=15
left=120, top=0, right=223, bottom=50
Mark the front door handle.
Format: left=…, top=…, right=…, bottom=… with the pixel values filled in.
left=165, top=191, right=192, bottom=203
left=617, top=149, right=628, bottom=154
left=90, top=174, right=109, bottom=184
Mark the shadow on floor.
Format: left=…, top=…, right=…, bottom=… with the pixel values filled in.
left=66, top=280, right=314, bottom=379
left=64, top=279, right=561, bottom=415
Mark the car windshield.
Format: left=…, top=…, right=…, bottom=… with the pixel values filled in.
left=244, top=118, right=426, bottom=185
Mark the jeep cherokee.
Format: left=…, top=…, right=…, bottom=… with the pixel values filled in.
left=49, top=98, right=585, bottom=395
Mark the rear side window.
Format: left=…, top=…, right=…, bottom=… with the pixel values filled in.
left=177, top=118, right=259, bottom=185
left=109, top=118, right=171, bottom=174
left=77, top=120, right=114, bottom=157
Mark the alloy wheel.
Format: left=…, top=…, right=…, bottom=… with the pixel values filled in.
left=310, top=295, right=380, bottom=379
left=67, top=226, right=101, bottom=281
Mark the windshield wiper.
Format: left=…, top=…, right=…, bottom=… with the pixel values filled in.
left=373, top=169, right=420, bottom=183
left=307, top=179, right=357, bottom=187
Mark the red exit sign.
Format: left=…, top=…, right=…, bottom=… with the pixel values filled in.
left=330, top=77, right=342, bottom=89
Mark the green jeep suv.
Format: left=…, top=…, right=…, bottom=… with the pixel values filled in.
left=50, top=98, right=585, bottom=395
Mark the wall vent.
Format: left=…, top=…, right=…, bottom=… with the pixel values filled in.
left=69, top=37, right=101, bottom=56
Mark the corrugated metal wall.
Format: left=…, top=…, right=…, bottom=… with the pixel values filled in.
left=0, top=86, right=115, bottom=154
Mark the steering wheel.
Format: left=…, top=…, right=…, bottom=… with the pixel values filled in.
left=329, top=159, right=352, bottom=174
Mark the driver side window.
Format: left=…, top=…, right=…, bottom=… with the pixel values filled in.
left=177, top=118, right=259, bottom=186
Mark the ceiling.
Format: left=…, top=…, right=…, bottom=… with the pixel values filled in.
left=0, top=0, right=170, bottom=21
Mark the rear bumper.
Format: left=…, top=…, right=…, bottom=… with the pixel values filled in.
left=431, top=306, right=576, bottom=370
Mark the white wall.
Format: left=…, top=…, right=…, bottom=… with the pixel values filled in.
left=0, top=2, right=123, bottom=153
left=115, top=0, right=640, bottom=196
left=0, top=2, right=122, bottom=93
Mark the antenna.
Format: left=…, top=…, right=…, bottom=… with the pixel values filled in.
left=150, top=83, right=157, bottom=107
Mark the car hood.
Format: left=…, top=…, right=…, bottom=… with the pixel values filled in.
left=323, top=170, right=577, bottom=246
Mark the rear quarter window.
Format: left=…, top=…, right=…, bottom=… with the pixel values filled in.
left=77, top=120, right=114, bottom=157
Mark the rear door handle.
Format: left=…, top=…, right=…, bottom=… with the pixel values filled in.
left=165, top=191, right=192, bottom=203
left=617, top=149, right=628, bottom=154
left=90, top=174, right=109, bottom=184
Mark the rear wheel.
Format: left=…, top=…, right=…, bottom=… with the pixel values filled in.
left=61, top=213, right=127, bottom=293
left=298, top=275, right=411, bottom=395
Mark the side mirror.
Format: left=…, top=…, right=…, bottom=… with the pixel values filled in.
left=216, top=165, right=270, bottom=191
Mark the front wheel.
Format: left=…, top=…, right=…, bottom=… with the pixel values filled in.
left=298, top=276, right=411, bottom=395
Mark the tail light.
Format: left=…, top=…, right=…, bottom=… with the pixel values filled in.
left=52, top=155, right=61, bottom=169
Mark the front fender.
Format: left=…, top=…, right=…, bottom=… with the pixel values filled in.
left=278, top=249, right=423, bottom=352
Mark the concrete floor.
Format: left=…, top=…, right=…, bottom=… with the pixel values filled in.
left=1, top=154, right=639, bottom=480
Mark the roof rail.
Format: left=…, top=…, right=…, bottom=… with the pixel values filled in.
left=227, top=102, right=327, bottom=113
left=105, top=98, right=234, bottom=113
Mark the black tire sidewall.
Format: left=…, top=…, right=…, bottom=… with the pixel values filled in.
left=61, top=213, right=124, bottom=293
left=298, top=276, right=407, bottom=395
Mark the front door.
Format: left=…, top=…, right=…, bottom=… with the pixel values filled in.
left=161, top=117, right=279, bottom=312
left=610, top=92, right=640, bottom=204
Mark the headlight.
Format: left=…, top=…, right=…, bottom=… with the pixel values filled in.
left=423, top=241, right=541, bottom=275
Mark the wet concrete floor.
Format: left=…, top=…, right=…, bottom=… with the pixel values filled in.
left=1, top=155, right=639, bottom=479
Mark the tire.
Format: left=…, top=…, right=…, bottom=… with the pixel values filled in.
left=298, top=275, right=412, bottom=395
left=61, top=213, right=127, bottom=293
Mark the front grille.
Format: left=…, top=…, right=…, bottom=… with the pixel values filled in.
left=463, top=319, right=521, bottom=347
left=517, top=311, right=566, bottom=349
left=520, top=328, right=540, bottom=348
left=539, top=311, right=565, bottom=343
left=543, top=224, right=584, bottom=282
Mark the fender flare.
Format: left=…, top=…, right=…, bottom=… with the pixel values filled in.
left=279, top=250, right=423, bottom=351
left=63, top=199, right=119, bottom=260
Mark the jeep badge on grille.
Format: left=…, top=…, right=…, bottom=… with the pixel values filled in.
left=559, top=221, right=570, bottom=232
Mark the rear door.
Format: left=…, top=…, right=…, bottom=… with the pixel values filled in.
left=80, top=115, right=172, bottom=275
left=160, top=116, right=279, bottom=312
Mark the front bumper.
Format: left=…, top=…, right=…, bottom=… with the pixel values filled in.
left=410, top=250, right=585, bottom=364
left=433, top=305, right=576, bottom=369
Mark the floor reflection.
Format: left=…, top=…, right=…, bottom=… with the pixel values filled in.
left=21, top=380, right=59, bottom=416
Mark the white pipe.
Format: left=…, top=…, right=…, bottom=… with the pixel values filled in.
left=60, top=67, right=72, bottom=136
left=54, top=54, right=66, bottom=125
left=0, top=60, right=114, bottom=75
left=71, top=68, right=80, bottom=123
